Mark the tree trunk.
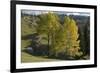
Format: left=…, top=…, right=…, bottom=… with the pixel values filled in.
left=47, top=33, right=50, bottom=56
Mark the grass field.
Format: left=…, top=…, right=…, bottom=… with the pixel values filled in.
left=21, top=51, right=59, bottom=63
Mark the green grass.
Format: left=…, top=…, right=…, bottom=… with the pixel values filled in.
left=21, top=40, right=31, bottom=49
left=21, top=52, right=59, bottom=63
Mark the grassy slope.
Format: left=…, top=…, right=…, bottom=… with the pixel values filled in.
left=21, top=34, right=57, bottom=63
left=21, top=52, right=58, bottom=63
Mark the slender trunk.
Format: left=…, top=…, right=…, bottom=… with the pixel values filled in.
left=48, top=33, right=50, bottom=56
left=48, top=34, right=49, bottom=49
left=48, top=32, right=54, bottom=57
left=51, top=32, right=55, bottom=56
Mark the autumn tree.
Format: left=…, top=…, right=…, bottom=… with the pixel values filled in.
left=53, top=26, right=67, bottom=57
left=36, top=12, right=61, bottom=56
left=63, top=16, right=82, bottom=59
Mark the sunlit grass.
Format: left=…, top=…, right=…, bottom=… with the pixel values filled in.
left=21, top=52, right=58, bottom=63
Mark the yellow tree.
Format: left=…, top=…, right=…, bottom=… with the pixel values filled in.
left=47, top=12, right=61, bottom=56
left=36, top=12, right=61, bottom=56
left=53, top=27, right=67, bottom=57
left=63, top=16, right=82, bottom=58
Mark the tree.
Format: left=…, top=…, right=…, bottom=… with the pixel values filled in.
left=84, top=19, right=90, bottom=55
left=36, top=12, right=61, bottom=56
left=63, top=16, right=82, bottom=59
left=78, top=18, right=90, bottom=57
left=53, top=27, right=67, bottom=57
left=47, top=12, right=61, bottom=56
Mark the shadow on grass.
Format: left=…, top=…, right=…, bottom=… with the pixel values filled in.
left=22, top=47, right=78, bottom=60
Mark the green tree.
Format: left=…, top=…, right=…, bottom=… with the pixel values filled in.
left=79, top=18, right=90, bottom=58
left=84, top=19, right=90, bottom=55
